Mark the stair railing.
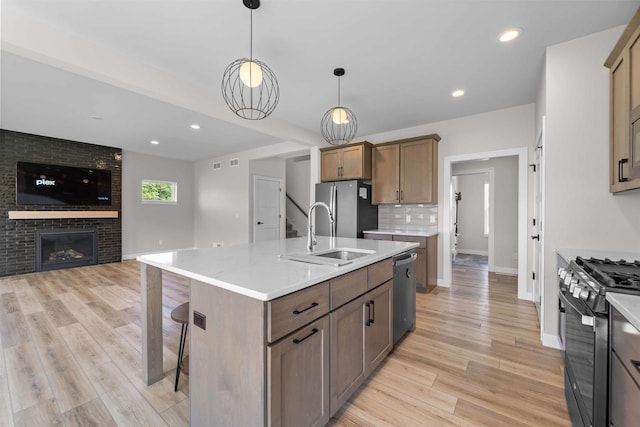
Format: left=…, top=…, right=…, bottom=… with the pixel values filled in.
left=286, top=193, right=308, bottom=218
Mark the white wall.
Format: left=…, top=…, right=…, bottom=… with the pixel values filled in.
left=249, top=157, right=286, bottom=242
left=285, top=157, right=310, bottom=236
left=541, top=26, right=640, bottom=343
left=363, top=103, right=535, bottom=283
left=454, top=174, right=487, bottom=255
left=194, top=141, right=312, bottom=247
left=122, top=150, right=195, bottom=257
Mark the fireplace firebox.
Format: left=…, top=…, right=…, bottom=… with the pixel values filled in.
left=36, top=229, right=98, bottom=272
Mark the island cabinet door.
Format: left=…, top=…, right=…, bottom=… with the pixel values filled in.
left=365, top=280, right=393, bottom=374
left=330, top=295, right=367, bottom=416
left=268, top=315, right=330, bottom=427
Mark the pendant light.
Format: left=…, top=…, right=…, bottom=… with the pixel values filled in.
left=221, top=0, right=279, bottom=120
left=321, top=68, right=358, bottom=145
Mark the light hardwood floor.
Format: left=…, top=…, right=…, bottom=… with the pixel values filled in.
left=0, top=260, right=569, bottom=426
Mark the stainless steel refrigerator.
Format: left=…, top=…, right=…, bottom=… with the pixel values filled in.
left=315, top=180, right=378, bottom=238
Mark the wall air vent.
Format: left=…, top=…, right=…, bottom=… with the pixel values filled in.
left=229, top=158, right=239, bottom=167
left=213, top=161, right=222, bottom=170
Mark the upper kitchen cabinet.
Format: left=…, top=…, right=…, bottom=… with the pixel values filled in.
left=320, top=141, right=372, bottom=182
left=605, top=8, right=640, bottom=192
left=372, top=134, right=440, bottom=204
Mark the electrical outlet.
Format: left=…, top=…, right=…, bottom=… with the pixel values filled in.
left=158, top=239, right=163, bottom=245
left=406, top=214, right=411, bottom=223
left=429, top=215, right=436, bottom=224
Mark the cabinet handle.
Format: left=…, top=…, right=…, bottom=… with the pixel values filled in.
left=369, top=300, right=375, bottom=324
left=633, top=360, right=640, bottom=376
left=396, top=190, right=399, bottom=201
left=400, top=190, right=403, bottom=201
left=292, top=302, right=318, bottom=315
left=293, top=328, right=319, bottom=344
left=365, top=302, right=371, bottom=327
left=341, top=166, right=344, bottom=176
left=619, top=158, right=629, bottom=182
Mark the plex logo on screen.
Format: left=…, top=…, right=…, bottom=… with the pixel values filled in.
left=35, top=178, right=56, bottom=186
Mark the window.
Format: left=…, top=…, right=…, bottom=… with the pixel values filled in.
left=141, top=180, right=177, bottom=204
left=483, top=182, right=490, bottom=236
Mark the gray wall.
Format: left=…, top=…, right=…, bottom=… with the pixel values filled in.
left=122, top=150, right=194, bottom=257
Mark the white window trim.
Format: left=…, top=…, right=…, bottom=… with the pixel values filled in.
left=141, top=179, right=178, bottom=204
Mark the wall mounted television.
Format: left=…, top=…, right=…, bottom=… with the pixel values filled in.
left=16, top=161, right=112, bottom=206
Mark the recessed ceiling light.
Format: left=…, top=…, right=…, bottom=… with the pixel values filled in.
left=90, top=115, right=103, bottom=120
left=150, top=140, right=159, bottom=145
left=452, top=89, right=465, bottom=98
left=498, top=28, right=522, bottom=43
left=190, top=124, right=200, bottom=130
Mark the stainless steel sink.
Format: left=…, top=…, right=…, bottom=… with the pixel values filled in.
left=315, top=250, right=371, bottom=261
left=279, top=248, right=376, bottom=266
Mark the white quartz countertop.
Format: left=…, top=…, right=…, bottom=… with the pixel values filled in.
left=556, top=248, right=640, bottom=264
left=137, top=237, right=418, bottom=301
left=363, top=228, right=439, bottom=237
left=607, top=293, right=640, bottom=331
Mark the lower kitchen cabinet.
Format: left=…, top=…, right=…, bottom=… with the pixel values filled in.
left=329, top=295, right=367, bottom=414
left=364, top=232, right=438, bottom=292
left=330, top=280, right=393, bottom=415
left=268, top=316, right=330, bottom=427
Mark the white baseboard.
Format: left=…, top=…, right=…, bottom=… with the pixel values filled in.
left=542, top=333, right=564, bottom=350
left=457, top=249, right=489, bottom=256
left=437, top=278, right=449, bottom=287
left=490, top=266, right=518, bottom=275
left=518, top=291, right=533, bottom=301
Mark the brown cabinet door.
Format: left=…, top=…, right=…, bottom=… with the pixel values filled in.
left=413, top=248, right=427, bottom=291
left=630, top=28, right=640, bottom=112
left=321, top=150, right=341, bottom=182
left=363, top=233, right=393, bottom=241
left=400, top=139, right=434, bottom=203
left=372, top=144, right=400, bottom=204
left=630, top=29, right=640, bottom=179
left=268, top=316, right=330, bottom=427
left=340, top=145, right=363, bottom=180
left=330, top=295, right=366, bottom=416
left=365, top=280, right=393, bottom=373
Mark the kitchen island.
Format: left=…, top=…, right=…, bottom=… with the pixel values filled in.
left=137, top=236, right=417, bottom=426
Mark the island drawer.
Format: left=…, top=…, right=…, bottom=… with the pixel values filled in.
left=367, top=258, right=393, bottom=290
left=331, top=267, right=368, bottom=309
left=267, top=281, right=330, bottom=342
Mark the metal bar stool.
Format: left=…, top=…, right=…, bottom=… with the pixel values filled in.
left=171, top=302, right=189, bottom=392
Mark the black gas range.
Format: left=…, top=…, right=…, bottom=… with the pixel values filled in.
left=558, top=255, right=640, bottom=427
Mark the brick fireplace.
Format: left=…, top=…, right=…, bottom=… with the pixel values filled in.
left=0, top=130, right=122, bottom=277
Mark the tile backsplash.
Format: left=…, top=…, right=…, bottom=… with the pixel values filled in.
left=377, top=204, right=438, bottom=230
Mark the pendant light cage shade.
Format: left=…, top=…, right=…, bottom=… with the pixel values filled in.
left=222, top=57, right=279, bottom=120
left=321, top=106, right=358, bottom=145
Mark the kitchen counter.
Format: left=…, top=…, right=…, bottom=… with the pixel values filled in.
left=137, top=236, right=417, bottom=301
left=363, top=227, right=439, bottom=237
left=556, top=248, right=640, bottom=265
left=607, top=293, right=640, bottom=330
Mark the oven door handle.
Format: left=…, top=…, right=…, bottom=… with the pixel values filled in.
left=559, top=291, right=595, bottom=328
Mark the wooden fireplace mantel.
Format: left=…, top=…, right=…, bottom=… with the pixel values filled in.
left=8, top=210, right=119, bottom=220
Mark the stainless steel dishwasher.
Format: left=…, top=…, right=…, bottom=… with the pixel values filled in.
left=393, top=250, right=417, bottom=345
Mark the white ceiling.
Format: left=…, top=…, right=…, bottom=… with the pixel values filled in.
left=2, top=0, right=639, bottom=161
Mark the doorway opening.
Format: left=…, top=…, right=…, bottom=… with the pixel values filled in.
left=442, top=147, right=529, bottom=300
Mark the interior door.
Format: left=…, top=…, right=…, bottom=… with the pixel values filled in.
left=533, top=119, right=545, bottom=321
left=254, top=175, right=282, bottom=242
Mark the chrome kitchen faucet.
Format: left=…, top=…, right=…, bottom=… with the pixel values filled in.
left=306, top=202, right=334, bottom=252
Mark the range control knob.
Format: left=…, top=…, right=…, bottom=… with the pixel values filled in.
left=569, top=278, right=579, bottom=293
left=564, top=273, right=573, bottom=286
left=579, top=288, right=590, bottom=300
left=558, top=267, right=566, bottom=278
left=573, top=285, right=583, bottom=298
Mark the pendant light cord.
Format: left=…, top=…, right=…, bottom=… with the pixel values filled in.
left=249, top=9, right=253, bottom=61
left=337, top=75, right=341, bottom=107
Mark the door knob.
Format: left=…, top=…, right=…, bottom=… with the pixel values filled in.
left=531, top=234, right=540, bottom=240
left=257, top=221, right=264, bottom=225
